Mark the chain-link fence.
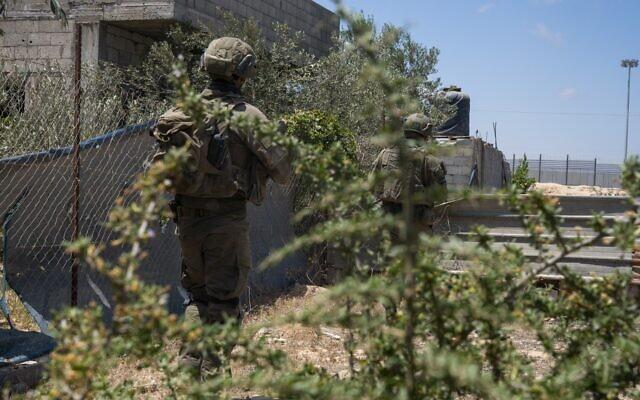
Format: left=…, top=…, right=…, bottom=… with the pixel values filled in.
left=509, top=155, right=623, bottom=188
left=0, top=61, right=305, bottom=329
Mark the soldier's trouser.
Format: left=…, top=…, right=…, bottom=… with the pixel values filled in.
left=180, top=221, right=250, bottom=323
left=381, top=202, right=434, bottom=241
left=176, top=199, right=250, bottom=375
left=380, top=202, right=432, bottom=323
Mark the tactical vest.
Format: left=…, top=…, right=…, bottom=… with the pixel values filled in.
left=375, top=146, right=446, bottom=207
left=153, top=97, right=266, bottom=207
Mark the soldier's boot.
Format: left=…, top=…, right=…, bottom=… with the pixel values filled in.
left=199, top=357, right=223, bottom=381
left=179, top=303, right=204, bottom=377
left=180, top=302, right=223, bottom=380
left=202, top=300, right=243, bottom=379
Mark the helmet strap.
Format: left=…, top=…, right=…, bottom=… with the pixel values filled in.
left=236, top=54, right=256, bottom=77
left=199, top=52, right=206, bottom=72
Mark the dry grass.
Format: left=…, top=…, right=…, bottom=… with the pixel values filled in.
left=0, top=272, right=39, bottom=332
left=106, top=285, right=350, bottom=399
left=105, top=285, right=556, bottom=399
left=6, top=283, right=558, bottom=398
left=241, top=284, right=350, bottom=374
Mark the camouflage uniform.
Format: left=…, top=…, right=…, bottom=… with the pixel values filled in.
left=152, top=38, right=290, bottom=374
left=372, top=113, right=447, bottom=232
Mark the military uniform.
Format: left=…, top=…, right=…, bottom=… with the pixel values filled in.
left=152, top=38, right=290, bottom=374
left=372, top=113, right=447, bottom=232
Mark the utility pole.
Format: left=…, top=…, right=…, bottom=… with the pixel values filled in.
left=621, top=59, right=638, bottom=161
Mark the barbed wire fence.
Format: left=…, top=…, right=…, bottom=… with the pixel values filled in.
left=0, top=59, right=304, bottom=332
left=509, top=154, right=623, bottom=188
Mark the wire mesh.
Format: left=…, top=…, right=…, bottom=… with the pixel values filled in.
left=509, top=156, right=623, bottom=188
left=0, top=61, right=305, bottom=324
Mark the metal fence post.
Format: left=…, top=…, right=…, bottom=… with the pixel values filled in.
left=565, top=154, right=569, bottom=185
left=538, top=154, right=542, bottom=182
left=593, top=158, right=597, bottom=186
left=71, top=24, right=82, bottom=307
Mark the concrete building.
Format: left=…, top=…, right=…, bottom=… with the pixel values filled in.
left=0, top=0, right=339, bottom=70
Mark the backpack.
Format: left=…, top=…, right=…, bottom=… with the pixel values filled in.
left=374, top=146, right=445, bottom=207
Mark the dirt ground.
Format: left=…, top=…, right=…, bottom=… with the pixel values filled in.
left=0, top=283, right=552, bottom=398
left=533, top=182, right=627, bottom=197
left=107, top=284, right=350, bottom=399
left=105, top=285, right=553, bottom=399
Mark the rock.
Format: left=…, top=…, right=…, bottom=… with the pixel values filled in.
left=289, top=284, right=328, bottom=299
left=255, top=327, right=272, bottom=338
left=320, top=327, right=342, bottom=341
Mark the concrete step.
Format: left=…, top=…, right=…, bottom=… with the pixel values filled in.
left=443, top=259, right=633, bottom=277
left=443, top=195, right=631, bottom=216
left=438, top=214, right=620, bottom=232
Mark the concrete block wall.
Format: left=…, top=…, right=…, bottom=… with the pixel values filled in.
left=438, top=137, right=510, bottom=191
left=0, top=18, right=74, bottom=71
left=1, top=0, right=338, bottom=70
left=175, top=0, right=338, bottom=56
left=99, top=24, right=155, bottom=66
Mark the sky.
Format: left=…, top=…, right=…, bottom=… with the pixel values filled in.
left=314, top=0, right=640, bottom=163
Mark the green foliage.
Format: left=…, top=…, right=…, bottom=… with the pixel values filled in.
left=282, top=109, right=360, bottom=205
left=15, top=6, right=640, bottom=400
left=0, top=63, right=166, bottom=158
left=284, top=110, right=357, bottom=161
left=133, top=13, right=448, bottom=167
left=513, top=155, right=536, bottom=193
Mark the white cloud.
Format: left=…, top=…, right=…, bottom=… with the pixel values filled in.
left=559, top=87, right=577, bottom=100
left=477, top=2, right=496, bottom=13
left=532, top=23, right=565, bottom=47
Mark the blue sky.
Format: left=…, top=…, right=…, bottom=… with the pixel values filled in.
left=315, top=0, right=640, bottom=163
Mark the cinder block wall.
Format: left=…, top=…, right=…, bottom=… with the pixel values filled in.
left=438, top=137, right=510, bottom=191
left=175, top=0, right=338, bottom=56
left=0, top=0, right=338, bottom=71
left=100, top=24, right=155, bottom=66
left=0, top=19, right=74, bottom=71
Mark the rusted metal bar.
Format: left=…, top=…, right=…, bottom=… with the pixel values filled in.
left=71, top=23, right=82, bottom=307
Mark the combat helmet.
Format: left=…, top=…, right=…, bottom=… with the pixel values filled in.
left=200, top=37, right=257, bottom=80
left=403, top=113, right=432, bottom=137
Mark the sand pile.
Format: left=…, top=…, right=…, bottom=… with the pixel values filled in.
left=533, top=183, right=627, bottom=197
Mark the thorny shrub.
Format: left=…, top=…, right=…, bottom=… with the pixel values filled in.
left=513, top=155, right=537, bottom=193
left=18, top=6, right=640, bottom=400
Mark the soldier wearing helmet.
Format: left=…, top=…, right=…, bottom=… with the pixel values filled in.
left=372, top=113, right=448, bottom=233
left=152, top=37, right=290, bottom=377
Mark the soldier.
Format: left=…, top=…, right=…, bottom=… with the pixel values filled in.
left=372, top=113, right=448, bottom=234
left=152, top=37, right=291, bottom=376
